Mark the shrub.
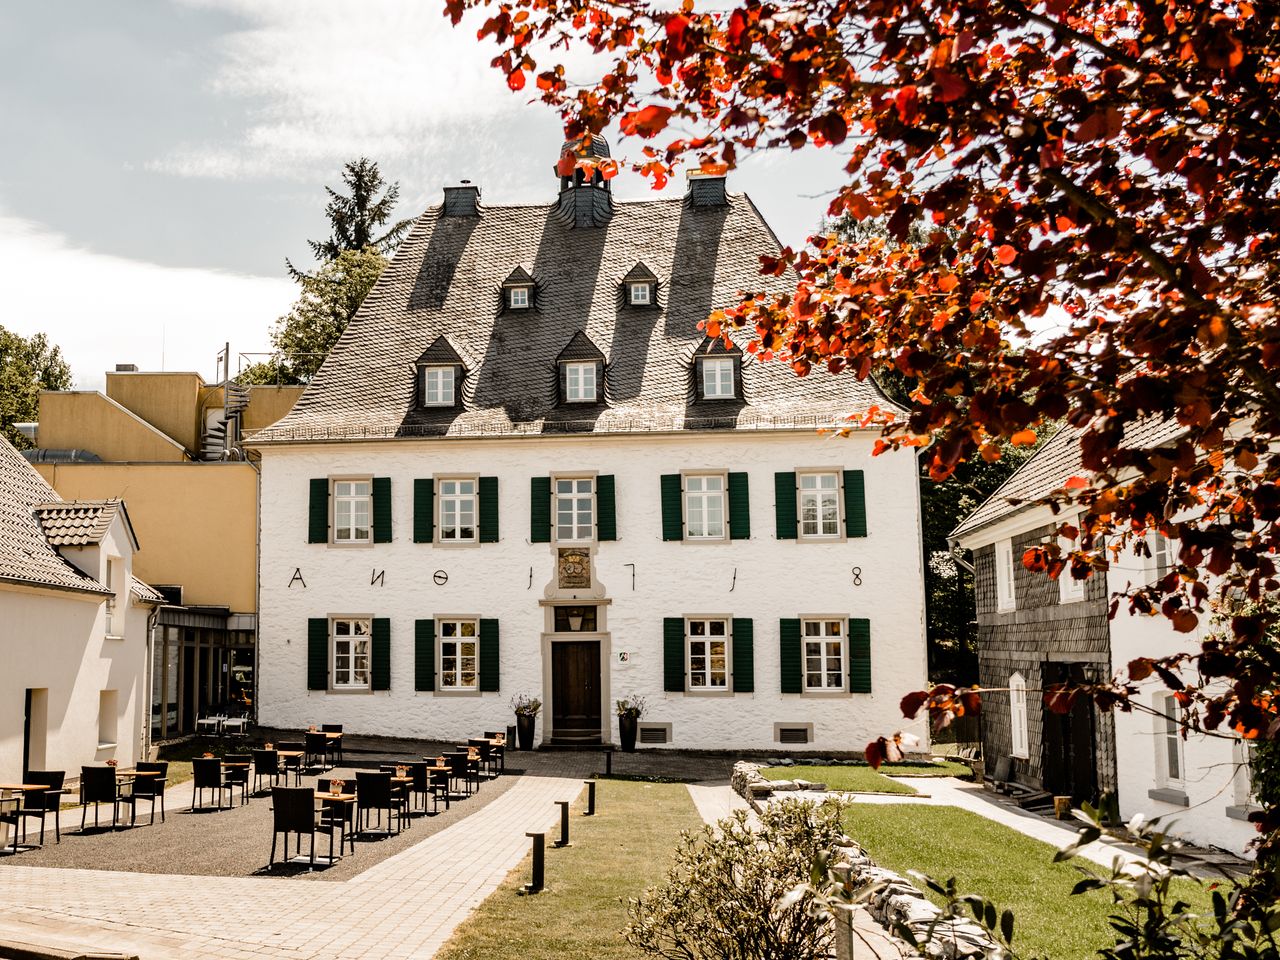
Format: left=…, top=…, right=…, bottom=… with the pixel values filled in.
left=625, top=798, right=845, bottom=960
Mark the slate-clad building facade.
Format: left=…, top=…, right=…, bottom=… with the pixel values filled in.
left=250, top=138, right=929, bottom=750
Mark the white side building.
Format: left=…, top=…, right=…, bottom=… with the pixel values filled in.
left=0, top=437, right=161, bottom=781
left=250, top=138, right=929, bottom=752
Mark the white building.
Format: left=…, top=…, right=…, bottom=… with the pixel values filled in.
left=0, top=437, right=162, bottom=781
left=250, top=138, right=929, bottom=751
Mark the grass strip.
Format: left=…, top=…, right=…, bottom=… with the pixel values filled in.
left=843, top=803, right=1212, bottom=960
left=760, top=764, right=918, bottom=795
left=436, top=779, right=703, bottom=960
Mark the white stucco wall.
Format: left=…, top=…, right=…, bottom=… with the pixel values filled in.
left=1107, top=548, right=1257, bottom=857
left=0, top=514, right=150, bottom=782
left=257, top=430, right=929, bottom=751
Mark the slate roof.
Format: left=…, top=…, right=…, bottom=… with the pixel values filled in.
left=557, top=331, right=606, bottom=363
left=254, top=194, right=897, bottom=443
left=949, top=418, right=1185, bottom=542
left=0, top=438, right=111, bottom=596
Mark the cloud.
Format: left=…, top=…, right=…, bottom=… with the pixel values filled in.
left=0, top=213, right=294, bottom=390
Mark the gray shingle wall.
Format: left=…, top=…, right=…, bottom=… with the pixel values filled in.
left=974, top=523, right=1116, bottom=795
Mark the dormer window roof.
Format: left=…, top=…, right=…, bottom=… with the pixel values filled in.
left=693, top=336, right=743, bottom=402
left=557, top=331, right=606, bottom=405
left=414, top=336, right=465, bottom=409
left=501, top=266, right=535, bottom=310
left=621, top=262, right=659, bottom=307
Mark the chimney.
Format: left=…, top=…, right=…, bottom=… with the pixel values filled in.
left=687, top=172, right=727, bottom=208
left=115, top=363, right=139, bottom=372
left=443, top=180, right=481, bottom=217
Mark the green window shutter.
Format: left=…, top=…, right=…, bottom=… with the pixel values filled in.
left=727, top=472, right=750, bottom=540
left=371, top=618, right=391, bottom=690
left=308, top=479, right=329, bottom=543
left=479, top=618, right=500, bottom=692
left=848, top=618, right=872, bottom=693
left=663, top=617, right=685, bottom=692
left=372, top=477, right=393, bottom=543
left=530, top=476, right=551, bottom=543
left=415, top=619, right=436, bottom=692
left=478, top=476, right=499, bottom=543
left=731, top=618, right=754, bottom=693
left=660, top=474, right=684, bottom=541
left=413, top=478, right=435, bottom=543
left=844, top=470, right=867, bottom=538
left=307, top=618, right=328, bottom=690
left=596, top=475, right=617, bottom=541
left=774, top=472, right=797, bottom=540
left=779, top=618, right=802, bottom=693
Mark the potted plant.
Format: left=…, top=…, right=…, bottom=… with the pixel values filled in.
left=615, top=695, right=646, bottom=752
left=511, top=694, right=542, bottom=751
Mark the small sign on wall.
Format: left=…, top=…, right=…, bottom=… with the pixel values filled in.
left=617, top=651, right=630, bottom=663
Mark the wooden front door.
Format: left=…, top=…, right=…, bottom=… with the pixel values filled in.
left=551, top=641, right=602, bottom=742
left=1041, top=662, right=1099, bottom=804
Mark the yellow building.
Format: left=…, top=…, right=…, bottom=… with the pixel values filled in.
left=26, top=365, right=302, bottom=738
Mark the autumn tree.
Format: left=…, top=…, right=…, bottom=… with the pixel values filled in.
left=448, top=0, right=1280, bottom=893
left=0, top=326, right=71, bottom=448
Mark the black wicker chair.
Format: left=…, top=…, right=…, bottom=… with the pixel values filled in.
left=268, top=787, right=336, bottom=870
left=191, top=757, right=235, bottom=811
left=18, top=770, right=65, bottom=844
left=223, top=754, right=251, bottom=806
left=304, top=732, right=329, bottom=772
left=253, top=749, right=283, bottom=792
left=321, top=724, right=343, bottom=764
left=80, top=766, right=123, bottom=831
left=129, top=762, right=168, bottom=825
left=355, top=771, right=403, bottom=838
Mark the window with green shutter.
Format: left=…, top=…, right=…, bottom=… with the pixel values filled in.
left=731, top=618, right=754, bottom=693
left=596, top=475, right=617, bottom=541
left=479, top=618, right=500, bottom=691
left=530, top=476, right=551, bottom=543
left=843, top=470, right=867, bottom=538
left=307, top=618, right=328, bottom=690
left=415, top=619, right=435, bottom=691
left=663, top=618, right=685, bottom=692
left=848, top=618, right=872, bottom=693
left=779, top=618, right=802, bottom=693
left=371, top=618, right=391, bottom=690
left=727, top=472, right=750, bottom=540
left=413, top=479, right=434, bottom=543
left=308, top=479, right=329, bottom=543
left=774, top=472, right=797, bottom=540
left=372, top=477, right=393, bottom=543
left=660, top=474, right=684, bottom=541
left=478, top=476, right=499, bottom=543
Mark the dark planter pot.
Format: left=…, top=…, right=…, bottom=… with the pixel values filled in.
left=516, top=714, right=536, bottom=751
left=618, top=714, right=638, bottom=752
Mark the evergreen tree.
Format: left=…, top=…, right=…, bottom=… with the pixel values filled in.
left=290, top=157, right=415, bottom=272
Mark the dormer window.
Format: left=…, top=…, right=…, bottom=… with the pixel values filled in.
left=422, top=366, right=455, bottom=406
left=508, top=286, right=530, bottom=309
left=564, top=361, right=598, bottom=403
left=700, top=357, right=737, bottom=399
left=628, top=281, right=652, bottom=306
left=502, top=266, right=536, bottom=311
left=622, top=262, right=659, bottom=308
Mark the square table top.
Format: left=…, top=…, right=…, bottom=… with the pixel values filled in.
left=317, top=793, right=356, bottom=802
left=0, top=783, right=50, bottom=791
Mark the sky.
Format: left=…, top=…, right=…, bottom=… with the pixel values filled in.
left=0, top=0, right=848, bottom=390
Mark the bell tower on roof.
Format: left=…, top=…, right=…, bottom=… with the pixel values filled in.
left=552, top=134, right=615, bottom=228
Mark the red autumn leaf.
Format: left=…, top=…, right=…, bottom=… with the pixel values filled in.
left=1063, top=476, right=1089, bottom=490
left=900, top=690, right=930, bottom=719
left=995, top=244, right=1017, bottom=265
left=894, top=86, right=919, bottom=124
left=865, top=738, right=886, bottom=769
left=507, top=69, right=526, bottom=91
left=1170, top=608, right=1199, bottom=633
left=1128, top=657, right=1154, bottom=681
left=1010, top=428, right=1037, bottom=446
left=621, top=104, right=675, bottom=138
left=1044, top=685, right=1079, bottom=715
left=931, top=67, right=970, bottom=103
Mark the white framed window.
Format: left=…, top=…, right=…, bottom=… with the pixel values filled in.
left=700, top=357, right=736, bottom=399
left=438, top=619, right=479, bottom=690
left=995, top=538, right=1016, bottom=612
left=508, top=286, right=530, bottom=309
left=333, top=480, right=372, bottom=544
left=686, top=618, right=729, bottom=690
left=439, top=479, right=477, bottom=542
left=564, top=361, right=598, bottom=403
left=1058, top=536, right=1085, bottom=603
left=802, top=619, right=845, bottom=692
left=1145, top=531, right=1173, bottom=582
left=422, top=366, right=456, bottom=406
left=555, top=477, right=595, bottom=542
left=799, top=473, right=841, bottom=538
left=628, top=281, right=652, bottom=305
left=1158, top=692, right=1183, bottom=785
left=685, top=474, right=726, bottom=539
left=103, top=556, right=125, bottom=637
left=1009, top=672, right=1029, bottom=759
left=1233, top=739, right=1258, bottom=807
left=332, top=618, right=371, bottom=690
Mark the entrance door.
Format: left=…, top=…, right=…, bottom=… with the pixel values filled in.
left=1041, top=662, right=1099, bottom=804
left=551, top=641, right=602, bottom=743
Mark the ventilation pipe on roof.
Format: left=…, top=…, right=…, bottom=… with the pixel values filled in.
left=443, top=180, right=481, bottom=217
left=115, top=363, right=139, bottom=372
left=687, top=171, right=727, bottom=207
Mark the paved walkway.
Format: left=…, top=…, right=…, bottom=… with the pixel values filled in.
left=0, top=775, right=582, bottom=959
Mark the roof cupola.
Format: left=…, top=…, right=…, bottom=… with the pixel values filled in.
left=552, top=134, right=616, bottom=228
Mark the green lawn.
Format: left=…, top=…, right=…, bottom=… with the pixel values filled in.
left=883, top=758, right=972, bottom=778
left=436, top=780, right=703, bottom=960
left=760, top=765, right=918, bottom=795
left=842, top=804, right=1212, bottom=960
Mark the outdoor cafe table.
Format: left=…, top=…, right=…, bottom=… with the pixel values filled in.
left=316, top=792, right=356, bottom=856
left=0, top=784, right=50, bottom=853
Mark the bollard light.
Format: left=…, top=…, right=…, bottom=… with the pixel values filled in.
left=584, top=780, right=596, bottom=816
left=523, top=831, right=545, bottom=894
left=554, top=800, right=571, bottom=847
